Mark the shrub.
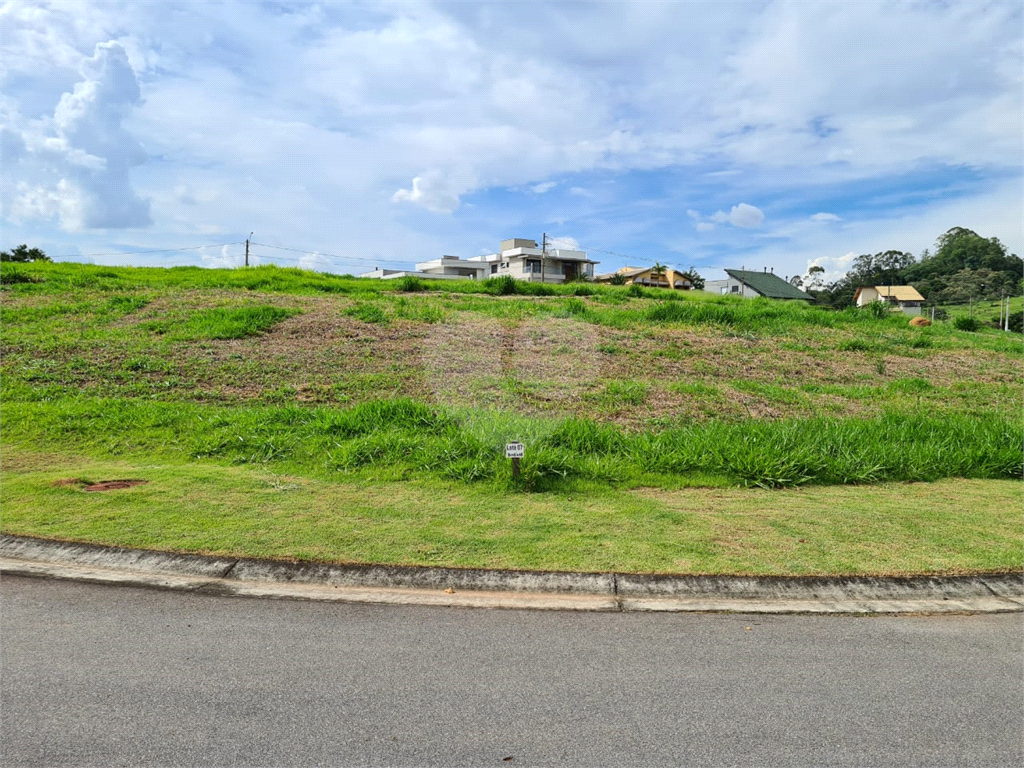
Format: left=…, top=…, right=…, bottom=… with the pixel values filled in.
left=0, top=267, right=41, bottom=285
left=953, top=316, right=980, bottom=332
left=1008, top=311, right=1023, bottom=334
left=867, top=301, right=890, bottom=319
left=395, top=275, right=426, bottom=292
left=484, top=275, right=518, bottom=295
left=609, top=274, right=627, bottom=285
left=626, top=284, right=645, bottom=298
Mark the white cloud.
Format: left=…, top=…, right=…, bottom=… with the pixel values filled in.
left=0, top=2, right=1019, bottom=269
left=806, top=251, right=857, bottom=285
left=547, top=235, right=580, bottom=250
left=3, top=40, right=151, bottom=231
left=532, top=181, right=557, bottom=194
left=810, top=212, right=841, bottom=222
left=392, top=174, right=465, bottom=214
left=728, top=203, right=764, bottom=228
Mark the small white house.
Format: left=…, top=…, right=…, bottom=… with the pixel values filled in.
left=854, top=286, right=926, bottom=316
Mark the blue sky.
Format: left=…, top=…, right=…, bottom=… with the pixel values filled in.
left=2, top=0, right=1021, bottom=283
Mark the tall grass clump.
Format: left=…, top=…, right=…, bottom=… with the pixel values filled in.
left=344, top=302, right=389, bottom=324
left=484, top=275, right=519, bottom=295
left=953, top=316, right=980, bottom=332
left=144, top=305, right=298, bottom=340
left=394, top=275, right=427, bottom=292
left=6, top=397, right=1017, bottom=491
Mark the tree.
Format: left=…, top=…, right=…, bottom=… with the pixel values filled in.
left=649, top=262, right=667, bottom=286
left=681, top=266, right=705, bottom=291
left=805, top=265, right=826, bottom=290
left=789, top=275, right=804, bottom=288
left=904, top=227, right=1022, bottom=301
left=0, top=244, right=50, bottom=262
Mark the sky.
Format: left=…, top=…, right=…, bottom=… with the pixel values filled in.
left=1, top=0, right=1022, bottom=283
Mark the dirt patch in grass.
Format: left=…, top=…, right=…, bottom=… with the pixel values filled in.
left=82, top=479, right=149, bottom=492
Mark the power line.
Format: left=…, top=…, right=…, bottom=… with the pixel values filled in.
left=51, top=242, right=245, bottom=259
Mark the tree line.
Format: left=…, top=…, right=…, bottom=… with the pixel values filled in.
left=792, top=227, right=1022, bottom=309
left=1, top=244, right=51, bottom=263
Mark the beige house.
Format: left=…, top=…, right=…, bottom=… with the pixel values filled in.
left=594, top=265, right=694, bottom=290
left=854, top=285, right=926, bottom=316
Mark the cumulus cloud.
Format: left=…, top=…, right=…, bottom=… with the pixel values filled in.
left=810, top=212, right=841, bottom=222
left=5, top=41, right=151, bottom=231
left=686, top=209, right=701, bottom=221
left=392, top=174, right=465, bottom=214
left=531, top=181, right=557, bottom=194
left=806, top=251, right=857, bottom=284
left=727, top=203, right=764, bottom=228
left=1, top=2, right=1020, bottom=265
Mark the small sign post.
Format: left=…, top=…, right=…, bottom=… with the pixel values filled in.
left=505, top=442, right=525, bottom=479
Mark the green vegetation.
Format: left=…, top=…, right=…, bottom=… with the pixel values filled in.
left=1, top=398, right=1019, bottom=490
left=806, top=226, right=1022, bottom=309
left=1, top=260, right=1020, bottom=574
left=2, top=448, right=1019, bottom=575
left=143, top=305, right=298, bottom=340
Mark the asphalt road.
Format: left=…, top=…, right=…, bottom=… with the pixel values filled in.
left=2, top=576, right=1021, bottom=768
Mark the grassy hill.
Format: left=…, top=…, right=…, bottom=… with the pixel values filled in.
left=2, top=261, right=1020, bottom=492
left=2, top=261, right=1021, bottom=575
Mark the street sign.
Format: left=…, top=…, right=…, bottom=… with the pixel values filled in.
left=505, top=442, right=525, bottom=459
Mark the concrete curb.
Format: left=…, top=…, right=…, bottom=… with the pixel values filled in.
left=2, top=534, right=1022, bottom=614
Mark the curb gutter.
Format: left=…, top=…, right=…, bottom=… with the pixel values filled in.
left=2, top=534, right=1022, bottom=615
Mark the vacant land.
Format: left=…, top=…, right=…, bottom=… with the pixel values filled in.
left=3, top=448, right=1020, bottom=575
left=1, top=262, right=1020, bottom=574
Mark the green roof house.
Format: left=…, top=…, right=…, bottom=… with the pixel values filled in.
left=704, top=269, right=812, bottom=300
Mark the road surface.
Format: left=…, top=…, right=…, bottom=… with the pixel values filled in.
left=2, top=575, right=1021, bottom=767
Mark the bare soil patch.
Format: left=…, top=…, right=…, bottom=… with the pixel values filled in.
left=82, top=479, right=149, bottom=492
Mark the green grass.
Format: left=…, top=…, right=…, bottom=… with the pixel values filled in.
left=1, top=261, right=1021, bottom=576
left=1, top=398, right=1019, bottom=490
left=2, top=447, right=1019, bottom=575
left=142, top=305, right=299, bottom=340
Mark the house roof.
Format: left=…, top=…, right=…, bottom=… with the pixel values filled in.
left=860, top=285, right=925, bottom=302
left=724, top=269, right=812, bottom=300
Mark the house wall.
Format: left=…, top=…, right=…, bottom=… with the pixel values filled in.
left=704, top=278, right=763, bottom=298
left=856, top=287, right=880, bottom=307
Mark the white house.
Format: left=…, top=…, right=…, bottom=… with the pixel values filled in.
left=854, top=285, right=926, bottom=315
left=360, top=238, right=597, bottom=283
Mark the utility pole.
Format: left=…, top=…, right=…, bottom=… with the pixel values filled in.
left=541, top=232, right=547, bottom=285
left=245, top=232, right=253, bottom=267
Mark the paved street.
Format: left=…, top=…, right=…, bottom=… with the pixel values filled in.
left=2, top=575, right=1021, bottom=767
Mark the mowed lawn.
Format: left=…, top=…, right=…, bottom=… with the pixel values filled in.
left=2, top=448, right=1020, bottom=576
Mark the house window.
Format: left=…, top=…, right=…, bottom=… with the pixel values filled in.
left=731, top=285, right=739, bottom=293
left=491, top=264, right=497, bottom=274
left=526, top=259, right=541, bottom=274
